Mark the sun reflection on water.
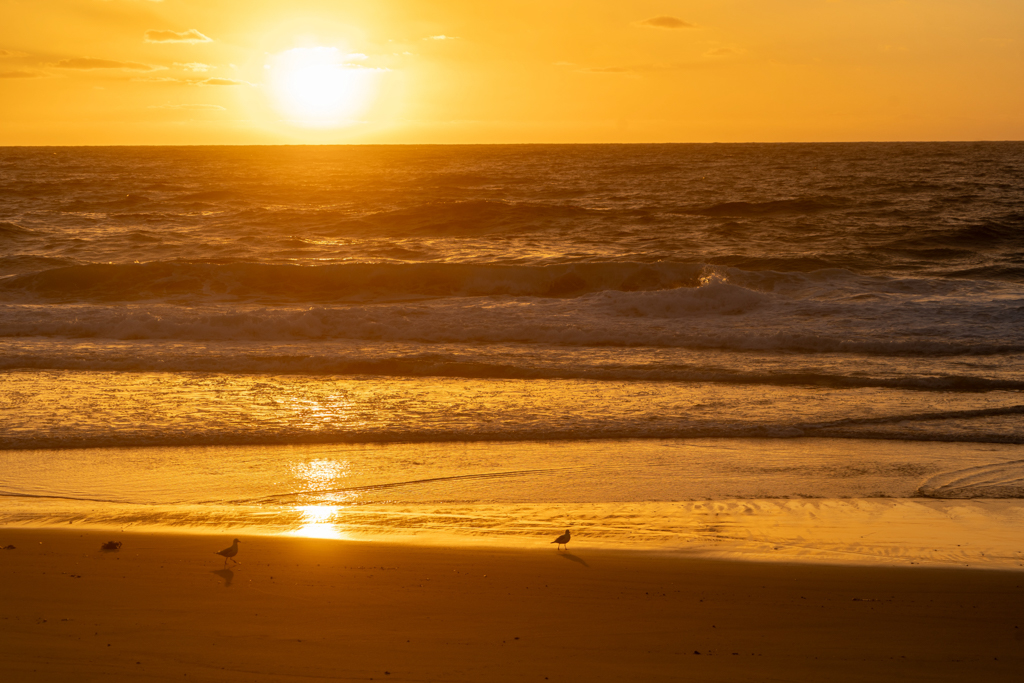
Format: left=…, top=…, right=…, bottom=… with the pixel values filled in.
left=291, top=505, right=349, bottom=539
left=277, top=392, right=371, bottom=433
left=292, top=458, right=351, bottom=488
left=286, top=458, right=357, bottom=538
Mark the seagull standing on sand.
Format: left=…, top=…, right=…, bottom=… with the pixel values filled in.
left=552, top=529, right=571, bottom=550
left=215, top=538, right=241, bottom=567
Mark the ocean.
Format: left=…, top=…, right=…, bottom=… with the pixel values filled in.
left=2, top=143, right=1023, bottom=564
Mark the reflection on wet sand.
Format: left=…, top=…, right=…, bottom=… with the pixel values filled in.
left=212, top=568, right=234, bottom=587
left=291, top=505, right=348, bottom=540
left=4, top=496, right=1024, bottom=568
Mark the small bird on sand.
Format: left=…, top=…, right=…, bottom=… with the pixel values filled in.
left=215, top=538, right=241, bottom=566
left=552, top=529, right=571, bottom=550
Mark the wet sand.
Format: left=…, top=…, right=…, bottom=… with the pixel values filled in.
left=1, top=528, right=1022, bottom=682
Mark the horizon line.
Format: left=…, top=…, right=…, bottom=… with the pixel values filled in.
left=2, top=139, right=1023, bottom=148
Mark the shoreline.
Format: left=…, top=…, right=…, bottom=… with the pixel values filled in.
left=2, top=527, right=1022, bottom=681
left=4, top=496, right=1024, bottom=572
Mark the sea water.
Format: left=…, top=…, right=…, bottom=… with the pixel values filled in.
left=1, top=143, right=1023, bottom=565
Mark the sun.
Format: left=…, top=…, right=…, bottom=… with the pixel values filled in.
left=265, top=47, right=380, bottom=127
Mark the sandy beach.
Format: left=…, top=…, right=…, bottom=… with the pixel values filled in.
left=1, top=528, right=1022, bottom=682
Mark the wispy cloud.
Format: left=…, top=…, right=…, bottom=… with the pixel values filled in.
left=133, top=76, right=250, bottom=86
left=585, top=65, right=644, bottom=74
left=133, top=76, right=184, bottom=83
left=582, top=63, right=667, bottom=74
left=0, top=69, right=44, bottom=78
left=581, top=60, right=720, bottom=74
left=425, top=35, right=458, bottom=41
left=198, top=77, right=248, bottom=86
left=175, top=62, right=213, bottom=72
left=150, top=103, right=225, bottom=110
left=704, top=47, right=741, bottom=58
left=637, top=16, right=696, bottom=30
left=144, top=29, right=212, bottom=44
left=52, top=57, right=162, bottom=71
left=0, top=49, right=28, bottom=58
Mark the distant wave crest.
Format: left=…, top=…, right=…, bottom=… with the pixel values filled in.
left=0, top=221, right=34, bottom=237
left=676, top=195, right=852, bottom=217
left=0, top=261, right=709, bottom=302
left=328, top=199, right=607, bottom=237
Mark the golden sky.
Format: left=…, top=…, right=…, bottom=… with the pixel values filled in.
left=1, top=0, right=1022, bottom=144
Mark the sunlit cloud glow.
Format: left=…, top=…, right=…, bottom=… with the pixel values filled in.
left=150, top=103, right=225, bottom=110
left=175, top=62, right=214, bottom=72
left=144, top=29, right=213, bottom=44
left=198, top=77, right=249, bottom=86
left=133, top=75, right=249, bottom=86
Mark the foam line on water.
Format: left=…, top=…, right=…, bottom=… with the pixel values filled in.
left=240, top=465, right=586, bottom=505
left=918, top=459, right=1024, bottom=498
left=2, top=351, right=1022, bottom=391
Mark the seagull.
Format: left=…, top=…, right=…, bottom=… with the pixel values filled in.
left=215, top=538, right=241, bottom=567
left=552, top=529, right=571, bottom=550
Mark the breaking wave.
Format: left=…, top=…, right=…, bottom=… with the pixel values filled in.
left=1, top=296, right=1022, bottom=356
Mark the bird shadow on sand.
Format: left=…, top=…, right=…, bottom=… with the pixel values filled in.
left=557, top=551, right=589, bottom=568
left=212, top=568, right=234, bottom=587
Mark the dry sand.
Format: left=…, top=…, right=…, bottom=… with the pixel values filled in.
left=1, top=528, right=1022, bottom=682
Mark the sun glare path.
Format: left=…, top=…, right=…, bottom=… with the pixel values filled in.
left=292, top=505, right=349, bottom=539
left=285, top=459, right=357, bottom=538
left=266, top=47, right=380, bottom=127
